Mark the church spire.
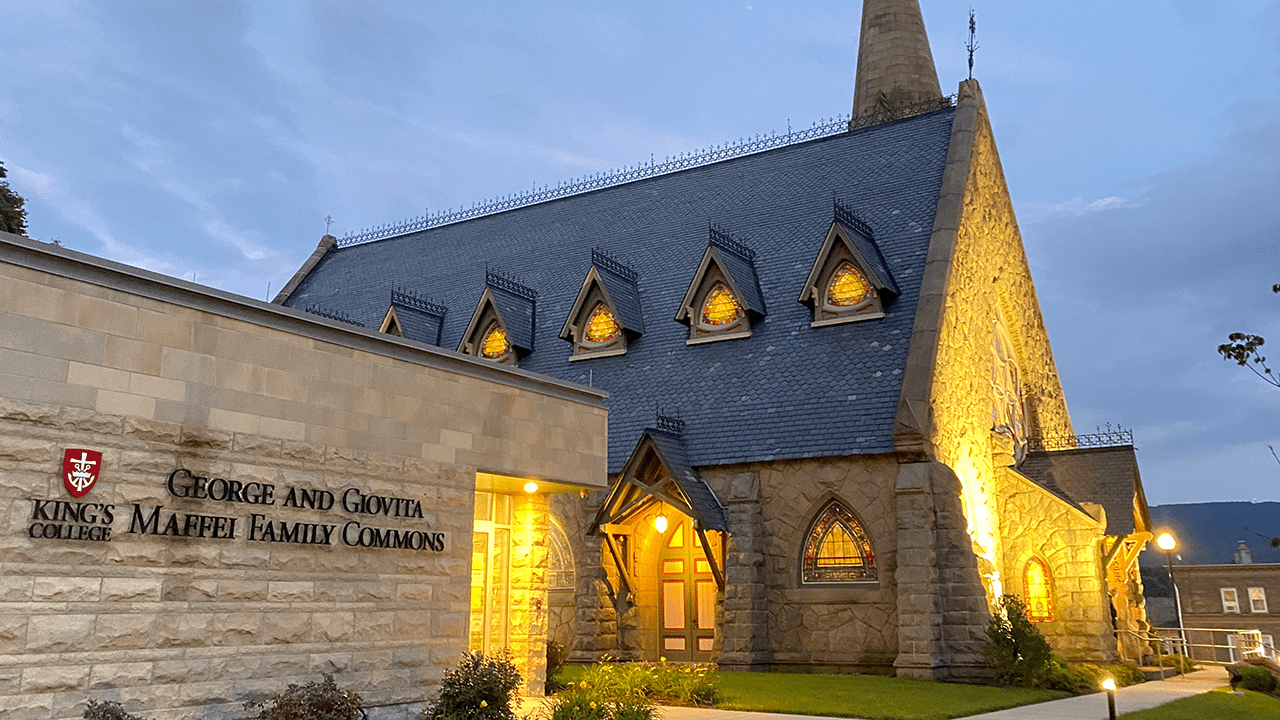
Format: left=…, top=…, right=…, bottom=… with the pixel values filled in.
left=850, top=0, right=943, bottom=121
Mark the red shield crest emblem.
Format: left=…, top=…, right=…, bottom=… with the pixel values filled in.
left=62, top=448, right=102, bottom=498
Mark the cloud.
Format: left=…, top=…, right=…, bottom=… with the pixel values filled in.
left=1020, top=195, right=1138, bottom=223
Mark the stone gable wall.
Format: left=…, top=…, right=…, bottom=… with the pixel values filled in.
left=917, top=80, right=1074, bottom=593
left=0, top=239, right=608, bottom=720
left=995, top=470, right=1113, bottom=661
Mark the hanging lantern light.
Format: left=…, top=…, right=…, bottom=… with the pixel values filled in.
left=654, top=513, right=668, bottom=534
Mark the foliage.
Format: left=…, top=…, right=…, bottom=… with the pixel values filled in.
left=84, top=700, right=148, bottom=720
left=985, top=595, right=1053, bottom=686
left=1154, top=654, right=1197, bottom=673
left=1218, top=283, right=1280, bottom=389
left=543, top=685, right=609, bottom=720
left=564, top=659, right=719, bottom=707
left=245, top=674, right=364, bottom=720
left=1040, top=658, right=1145, bottom=694
left=1239, top=665, right=1278, bottom=693
left=0, top=159, right=28, bottom=236
left=1119, top=687, right=1280, bottom=720
left=546, top=640, right=571, bottom=693
left=425, top=650, right=523, bottom=720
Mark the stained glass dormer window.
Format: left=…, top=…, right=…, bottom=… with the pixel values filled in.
left=480, top=324, right=509, bottom=359
left=802, top=501, right=876, bottom=583
left=827, top=263, right=871, bottom=307
left=701, top=285, right=740, bottom=326
left=585, top=304, right=620, bottom=343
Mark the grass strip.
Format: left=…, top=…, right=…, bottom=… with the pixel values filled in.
left=714, top=671, right=1065, bottom=720
left=1118, top=687, right=1280, bottom=719
left=558, top=665, right=1066, bottom=720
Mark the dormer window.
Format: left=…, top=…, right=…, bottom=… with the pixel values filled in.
left=799, top=200, right=898, bottom=327
left=480, top=323, right=510, bottom=359
left=560, top=250, right=643, bottom=360
left=676, top=227, right=766, bottom=345
left=458, top=270, right=537, bottom=366
left=585, top=304, right=621, bottom=343
left=701, top=285, right=741, bottom=326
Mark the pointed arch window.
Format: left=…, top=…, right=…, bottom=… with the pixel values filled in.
left=585, top=304, right=621, bottom=343
left=480, top=323, right=509, bottom=360
left=827, top=263, right=871, bottom=307
left=801, top=500, right=877, bottom=584
left=548, top=519, right=576, bottom=591
left=1024, top=557, right=1054, bottom=622
left=701, top=284, right=741, bottom=326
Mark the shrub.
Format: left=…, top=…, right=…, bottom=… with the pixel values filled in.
left=426, top=650, right=523, bottom=720
left=84, top=700, right=148, bottom=720
left=1049, top=661, right=1146, bottom=694
left=984, top=595, right=1053, bottom=686
left=245, top=674, right=364, bottom=720
left=1238, top=665, right=1277, bottom=693
left=546, top=640, right=571, bottom=693
left=541, top=683, right=655, bottom=720
left=1155, top=654, right=1196, bottom=673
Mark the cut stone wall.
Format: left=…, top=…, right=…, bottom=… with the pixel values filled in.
left=704, top=455, right=901, bottom=672
left=996, top=470, right=1114, bottom=661
left=0, top=235, right=608, bottom=720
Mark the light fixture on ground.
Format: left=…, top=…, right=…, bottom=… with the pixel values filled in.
left=1102, top=677, right=1116, bottom=720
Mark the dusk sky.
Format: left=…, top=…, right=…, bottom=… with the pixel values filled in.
left=2, top=1, right=1277, bottom=505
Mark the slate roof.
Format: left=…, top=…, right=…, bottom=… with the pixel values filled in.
left=388, top=298, right=446, bottom=346
left=284, top=107, right=956, bottom=473
left=840, top=218, right=900, bottom=299
left=646, top=428, right=728, bottom=532
left=1018, top=445, right=1148, bottom=536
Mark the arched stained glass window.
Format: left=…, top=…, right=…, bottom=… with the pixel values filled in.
left=827, top=263, right=870, bottom=307
left=584, top=304, right=620, bottom=343
left=701, top=284, right=740, bottom=326
left=802, top=501, right=876, bottom=583
left=548, top=520, right=575, bottom=590
left=480, top=324, right=509, bottom=359
left=1024, top=557, right=1054, bottom=622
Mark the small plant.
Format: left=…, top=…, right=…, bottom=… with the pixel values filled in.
left=244, top=674, right=364, bottom=720
left=985, top=595, right=1053, bottom=687
left=1238, top=665, right=1278, bottom=693
left=84, top=700, right=148, bottom=720
left=546, top=640, right=571, bottom=693
left=545, top=684, right=609, bottom=720
left=425, top=650, right=523, bottom=720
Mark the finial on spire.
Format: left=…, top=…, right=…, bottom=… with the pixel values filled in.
left=850, top=0, right=944, bottom=122
left=967, top=8, right=978, bottom=81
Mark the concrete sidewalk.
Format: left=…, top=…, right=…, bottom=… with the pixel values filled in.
left=520, top=666, right=1227, bottom=720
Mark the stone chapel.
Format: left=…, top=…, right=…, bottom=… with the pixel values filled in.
left=278, top=0, right=1153, bottom=680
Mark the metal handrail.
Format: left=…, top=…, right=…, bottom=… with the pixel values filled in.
left=1151, top=625, right=1276, bottom=665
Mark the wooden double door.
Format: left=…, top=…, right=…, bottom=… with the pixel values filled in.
left=657, top=517, right=716, bottom=661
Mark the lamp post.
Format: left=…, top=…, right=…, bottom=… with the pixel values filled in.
left=1157, top=532, right=1186, bottom=673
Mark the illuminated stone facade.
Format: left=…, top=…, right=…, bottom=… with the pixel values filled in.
left=0, top=233, right=608, bottom=719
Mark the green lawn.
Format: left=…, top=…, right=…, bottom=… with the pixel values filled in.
left=557, top=665, right=1066, bottom=720
left=1119, top=688, right=1280, bottom=719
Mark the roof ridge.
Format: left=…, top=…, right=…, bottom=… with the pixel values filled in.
left=337, top=111, right=867, bottom=248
